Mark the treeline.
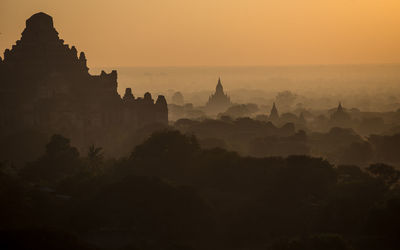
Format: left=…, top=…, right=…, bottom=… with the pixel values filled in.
left=174, top=117, right=400, bottom=166
left=1, top=131, right=400, bottom=249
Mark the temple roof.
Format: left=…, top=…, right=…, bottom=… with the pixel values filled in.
left=270, top=102, right=279, bottom=120
left=216, top=77, right=223, bottom=94
left=26, top=12, right=54, bottom=30
left=337, top=102, right=343, bottom=112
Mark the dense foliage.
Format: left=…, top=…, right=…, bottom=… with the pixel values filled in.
left=1, top=130, right=400, bottom=250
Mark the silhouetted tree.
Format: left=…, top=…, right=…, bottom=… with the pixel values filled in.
left=85, top=144, right=104, bottom=175
left=130, top=130, right=200, bottom=180
left=22, top=134, right=80, bottom=182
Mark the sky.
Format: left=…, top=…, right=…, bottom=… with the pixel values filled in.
left=1, top=0, right=400, bottom=67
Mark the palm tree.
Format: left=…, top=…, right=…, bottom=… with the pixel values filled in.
left=87, top=144, right=104, bottom=175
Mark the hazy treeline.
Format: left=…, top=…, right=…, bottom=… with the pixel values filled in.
left=173, top=117, right=400, bottom=167
left=1, top=130, right=400, bottom=250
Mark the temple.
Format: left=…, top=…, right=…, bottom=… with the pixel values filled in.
left=330, top=102, right=351, bottom=126
left=269, top=102, right=280, bottom=122
left=0, top=12, right=168, bottom=154
left=206, top=78, right=231, bottom=113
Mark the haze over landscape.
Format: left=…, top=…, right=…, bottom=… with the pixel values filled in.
left=3, top=0, right=400, bottom=112
left=1, top=1, right=400, bottom=250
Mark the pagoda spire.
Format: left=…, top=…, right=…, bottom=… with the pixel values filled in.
left=216, top=77, right=224, bottom=94
left=337, top=102, right=343, bottom=112
left=269, top=102, right=279, bottom=121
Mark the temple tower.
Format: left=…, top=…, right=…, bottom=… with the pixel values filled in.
left=330, top=102, right=351, bottom=126
left=269, top=102, right=280, bottom=121
left=206, top=78, right=231, bottom=113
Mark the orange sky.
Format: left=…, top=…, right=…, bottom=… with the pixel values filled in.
left=1, top=0, right=400, bottom=67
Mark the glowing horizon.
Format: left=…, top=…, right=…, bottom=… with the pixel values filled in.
left=1, top=0, right=400, bottom=67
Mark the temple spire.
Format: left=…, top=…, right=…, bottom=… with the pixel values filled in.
left=216, top=77, right=223, bottom=94
left=79, top=51, right=88, bottom=72
left=123, top=88, right=135, bottom=101
left=206, top=77, right=231, bottom=112
left=269, top=102, right=279, bottom=121
left=337, top=102, right=343, bottom=112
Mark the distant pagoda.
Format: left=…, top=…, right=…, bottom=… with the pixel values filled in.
left=330, top=102, right=351, bottom=124
left=206, top=78, right=231, bottom=112
left=269, top=102, right=280, bottom=121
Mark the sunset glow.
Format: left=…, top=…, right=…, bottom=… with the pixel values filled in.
left=1, top=0, right=400, bottom=67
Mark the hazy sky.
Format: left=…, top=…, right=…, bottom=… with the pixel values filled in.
left=1, top=0, right=400, bottom=67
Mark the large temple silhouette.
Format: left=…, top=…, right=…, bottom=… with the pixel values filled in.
left=0, top=13, right=168, bottom=154
left=206, top=78, right=231, bottom=112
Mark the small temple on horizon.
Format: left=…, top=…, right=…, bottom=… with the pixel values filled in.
left=330, top=102, right=351, bottom=125
left=206, top=78, right=231, bottom=112
left=269, top=102, right=280, bottom=122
